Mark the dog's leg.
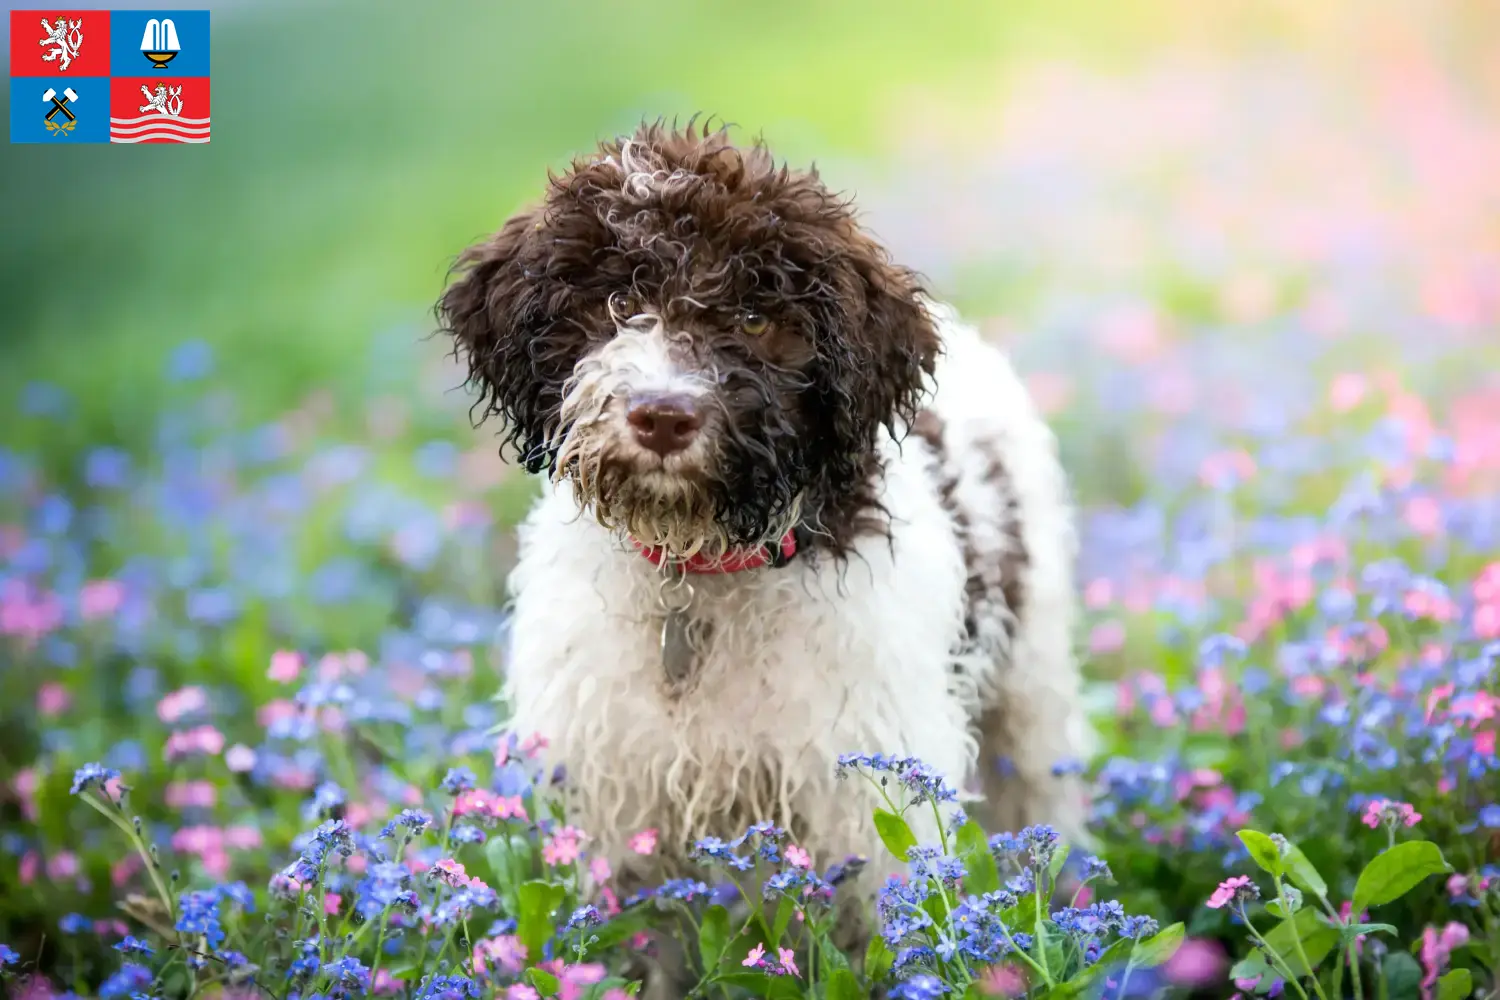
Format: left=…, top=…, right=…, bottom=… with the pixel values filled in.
left=973, top=592, right=1088, bottom=843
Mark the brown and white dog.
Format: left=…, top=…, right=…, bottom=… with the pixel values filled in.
left=437, top=122, right=1087, bottom=897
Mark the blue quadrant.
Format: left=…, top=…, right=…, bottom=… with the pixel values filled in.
left=109, top=9, right=211, bottom=76
left=11, top=76, right=111, bottom=143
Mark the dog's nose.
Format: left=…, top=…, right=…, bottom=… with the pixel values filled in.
left=626, top=394, right=703, bottom=456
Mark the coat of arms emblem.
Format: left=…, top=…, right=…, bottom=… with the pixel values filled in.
left=38, top=16, right=84, bottom=72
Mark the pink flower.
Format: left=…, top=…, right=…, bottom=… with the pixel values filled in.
left=589, top=856, right=612, bottom=883
left=558, top=964, right=606, bottom=1000
left=224, top=826, right=262, bottom=850
left=1420, top=923, right=1471, bottom=998
left=36, top=682, right=70, bottom=717
left=1475, top=730, right=1496, bottom=757
left=519, top=732, right=550, bottom=758
left=505, top=987, right=540, bottom=1000
left=785, top=844, right=811, bottom=869
left=157, top=685, right=208, bottom=724
left=267, top=650, right=303, bottom=683
left=225, top=743, right=257, bottom=773
left=164, top=780, right=217, bottom=809
left=12, top=768, right=39, bottom=822
left=1163, top=937, right=1227, bottom=987
left=257, top=699, right=302, bottom=728
left=978, top=964, right=1028, bottom=997
left=431, top=858, right=469, bottom=886
left=628, top=828, right=658, bottom=855
left=1089, top=620, right=1127, bottom=654
left=494, top=736, right=511, bottom=767
left=1329, top=373, right=1368, bottom=412
left=543, top=826, right=586, bottom=867
left=19, top=851, right=39, bottom=885
left=1362, top=799, right=1421, bottom=829
left=1404, top=495, right=1444, bottom=537
left=47, top=851, right=79, bottom=881
left=112, top=854, right=143, bottom=887
left=743, top=943, right=765, bottom=968
left=1206, top=875, right=1254, bottom=909
left=79, top=579, right=125, bottom=620
left=324, top=893, right=342, bottom=915
left=372, top=970, right=400, bottom=995
left=474, top=935, right=527, bottom=976
left=164, top=725, right=225, bottom=760
left=777, top=948, right=800, bottom=977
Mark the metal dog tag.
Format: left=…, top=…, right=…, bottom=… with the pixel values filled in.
left=658, top=569, right=698, bottom=685
left=660, top=607, right=697, bottom=685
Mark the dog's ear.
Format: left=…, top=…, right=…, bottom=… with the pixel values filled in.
left=437, top=190, right=613, bottom=474
left=798, top=224, right=941, bottom=512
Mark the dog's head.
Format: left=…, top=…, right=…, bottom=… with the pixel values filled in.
left=438, top=121, right=939, bottom=559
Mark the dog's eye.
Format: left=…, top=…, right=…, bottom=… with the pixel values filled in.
left=739, top=312, right=770, bottom=336
left=608, top=291, right=638, bottom=319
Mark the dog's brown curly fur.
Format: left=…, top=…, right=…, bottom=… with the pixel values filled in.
left=437, top=119, right=941, bottom=558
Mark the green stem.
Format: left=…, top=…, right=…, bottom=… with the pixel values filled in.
left=996, top=923, right=1053, bottom=989
left=413, top=883, right=449, bottom=987
left=81, top=792, right=177, bottom=926
left=1032, top=873, right=1053, bottom=983
left=1275, top=878, right=1332, bottom=1000
left=367, top=838, right=408, bottom=982
left=1114, top=958, right=1137, bottom=1000
left=1238, top=901, right=1312, bottom=1000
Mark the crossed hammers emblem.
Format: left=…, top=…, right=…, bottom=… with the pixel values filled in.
left=43, top=87, right=79, bottom=122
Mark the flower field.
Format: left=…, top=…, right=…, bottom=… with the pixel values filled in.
left=3, top=19, right=1500, bottom=1000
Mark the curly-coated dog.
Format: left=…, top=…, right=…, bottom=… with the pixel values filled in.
left=437, top=121, right=1087, bottom=908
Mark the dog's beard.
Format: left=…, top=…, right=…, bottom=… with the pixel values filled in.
left=549, top=324, right=806, bottom=558
left=553, top=424, right=805, bottom=559
left=555, top=433, right=727, bottom=557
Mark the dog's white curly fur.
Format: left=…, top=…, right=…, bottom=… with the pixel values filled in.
left=502, top=300, right=1086, bottom=885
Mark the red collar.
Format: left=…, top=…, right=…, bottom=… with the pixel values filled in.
left=632, top=530, right=798, bottom=574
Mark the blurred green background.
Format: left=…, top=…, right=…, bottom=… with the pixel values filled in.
left=3, top=0, right=1497, bottom=469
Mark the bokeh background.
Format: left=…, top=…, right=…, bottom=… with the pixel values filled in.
left=3, top=0, right=1500, bottom=979
left=5, top=0, right=1496, bottom=507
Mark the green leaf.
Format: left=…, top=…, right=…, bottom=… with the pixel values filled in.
left=1048, top=843, right=1072, bottom=882
left=712, top=971, right=802, bottom=999
left=1352, top=841, right=1451, bottom=913
left=1281, top=842, right=1328, bottom=898
left=1346, top=922, right=1399, bottom=937
left=1436, top=969, right=1473, bottom=1000
left=828, top=968, right=863, bottom=1000
left=1263, top=907, right=1340, bottom=977
left=525, top=967, right=560, bottom=996
left=1132, top=922, right=1185, bottom=968
left=517, top=880, right=566, bottom=964
left=1262, top=906, right=1327, bottom=953
left=873, top=808, right=918, bottom=862
left=771, top=894, right=798, bottom=945
left=1383, top=951, right=1423, bottom=1000
left=1230, top=951, right=1271, bottom=982
left=1266, top=897, right=1299, bottom=919
left=955, top=820, right=1000, bottom=895
left=820, top=941, right=853, bottom=982
left=865, top=934, right=894, bottom=982
left=699, top=905, right=730, bottom=971
left=584, top=910, right=648, bottom=953
left=1237, top=830, right=1285, bottom=876
left=717, top=925, right=772, bottom=974
left=1065, top=938, right=1133, bottom=991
